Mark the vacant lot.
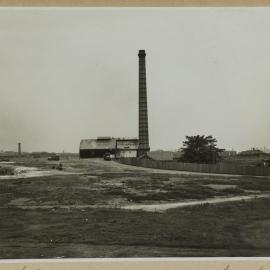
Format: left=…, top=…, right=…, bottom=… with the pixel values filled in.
left=0, top=157, right=270, bottom=258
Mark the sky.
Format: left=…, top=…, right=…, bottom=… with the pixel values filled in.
left=0, top=7, right=269, bottom=153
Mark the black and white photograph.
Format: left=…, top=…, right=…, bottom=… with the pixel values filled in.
left=0, top=6, right=270, bottom=259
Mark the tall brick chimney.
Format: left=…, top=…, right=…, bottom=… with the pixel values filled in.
left=18, top=142, right=21, bottom=156
left=138, top=49, right=150, bottom=157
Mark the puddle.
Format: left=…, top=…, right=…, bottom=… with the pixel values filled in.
left=0, top=165, right=71, bottom=179
left=4, top=204, right=108, bottom=210
left=121, top=194, right=270, bottom=212
left=8, top=197, right=31, bottom=205
left=205, top=184, right=237, bottom=190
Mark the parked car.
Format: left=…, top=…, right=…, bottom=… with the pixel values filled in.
left=103, top=153, right=111, bottom=161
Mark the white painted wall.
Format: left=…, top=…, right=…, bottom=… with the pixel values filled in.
left=117, top=150, right=137, bottom=158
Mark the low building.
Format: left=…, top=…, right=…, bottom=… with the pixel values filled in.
left=222, top=149, right=270, bottom=166
left=237, top=149, right=266, bottom=158
left=115, top=138, right=138, bottom=158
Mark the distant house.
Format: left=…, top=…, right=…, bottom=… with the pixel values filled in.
left=237, top=149, right=266, bottom=157
left=224, top=149, right=270, bottom=166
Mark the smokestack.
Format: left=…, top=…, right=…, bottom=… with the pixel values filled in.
left=18, top=142, right=21, bottom=156
left=138, top=50, right=150, bottom=157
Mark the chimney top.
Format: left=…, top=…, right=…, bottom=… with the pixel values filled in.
left=138, top=50, right=146, bottom=57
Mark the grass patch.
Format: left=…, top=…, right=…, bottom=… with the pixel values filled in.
left=1, top=197, right=270, bottom=258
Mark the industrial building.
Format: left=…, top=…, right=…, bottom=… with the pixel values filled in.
left=79, top=137, right=116, bottom=158
left=115, top=138, right=138, bottom=158
left=79, top=137, right=138, bottom=159
left=79, top=49, right=150, bottom=159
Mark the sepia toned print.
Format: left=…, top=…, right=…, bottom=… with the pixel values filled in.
left=0, top=7, right=270, bottom=260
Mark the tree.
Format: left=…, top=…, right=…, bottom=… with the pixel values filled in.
left=179, top=135, right=224, bottom=164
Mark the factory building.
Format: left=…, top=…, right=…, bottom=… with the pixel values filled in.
left=79, top=49, right=150, bottom=159
left=79, top=137, right=138, bottom=159
left=80, top=137, right=116, bottom=158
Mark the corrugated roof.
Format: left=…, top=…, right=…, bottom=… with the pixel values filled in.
left=116, top=137, right=138, bottom=141
left=80, top=139, right=116, bottom=150
left=97, top=137, right=112, bottom=140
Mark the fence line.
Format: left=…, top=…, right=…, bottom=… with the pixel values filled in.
left=118, top=158, right=270, bottom=177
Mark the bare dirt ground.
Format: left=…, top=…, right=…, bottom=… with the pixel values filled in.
left=1, top=156, right=270, bottom=258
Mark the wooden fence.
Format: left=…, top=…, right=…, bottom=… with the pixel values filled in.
left=118, top=158, right=270, bottom=177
